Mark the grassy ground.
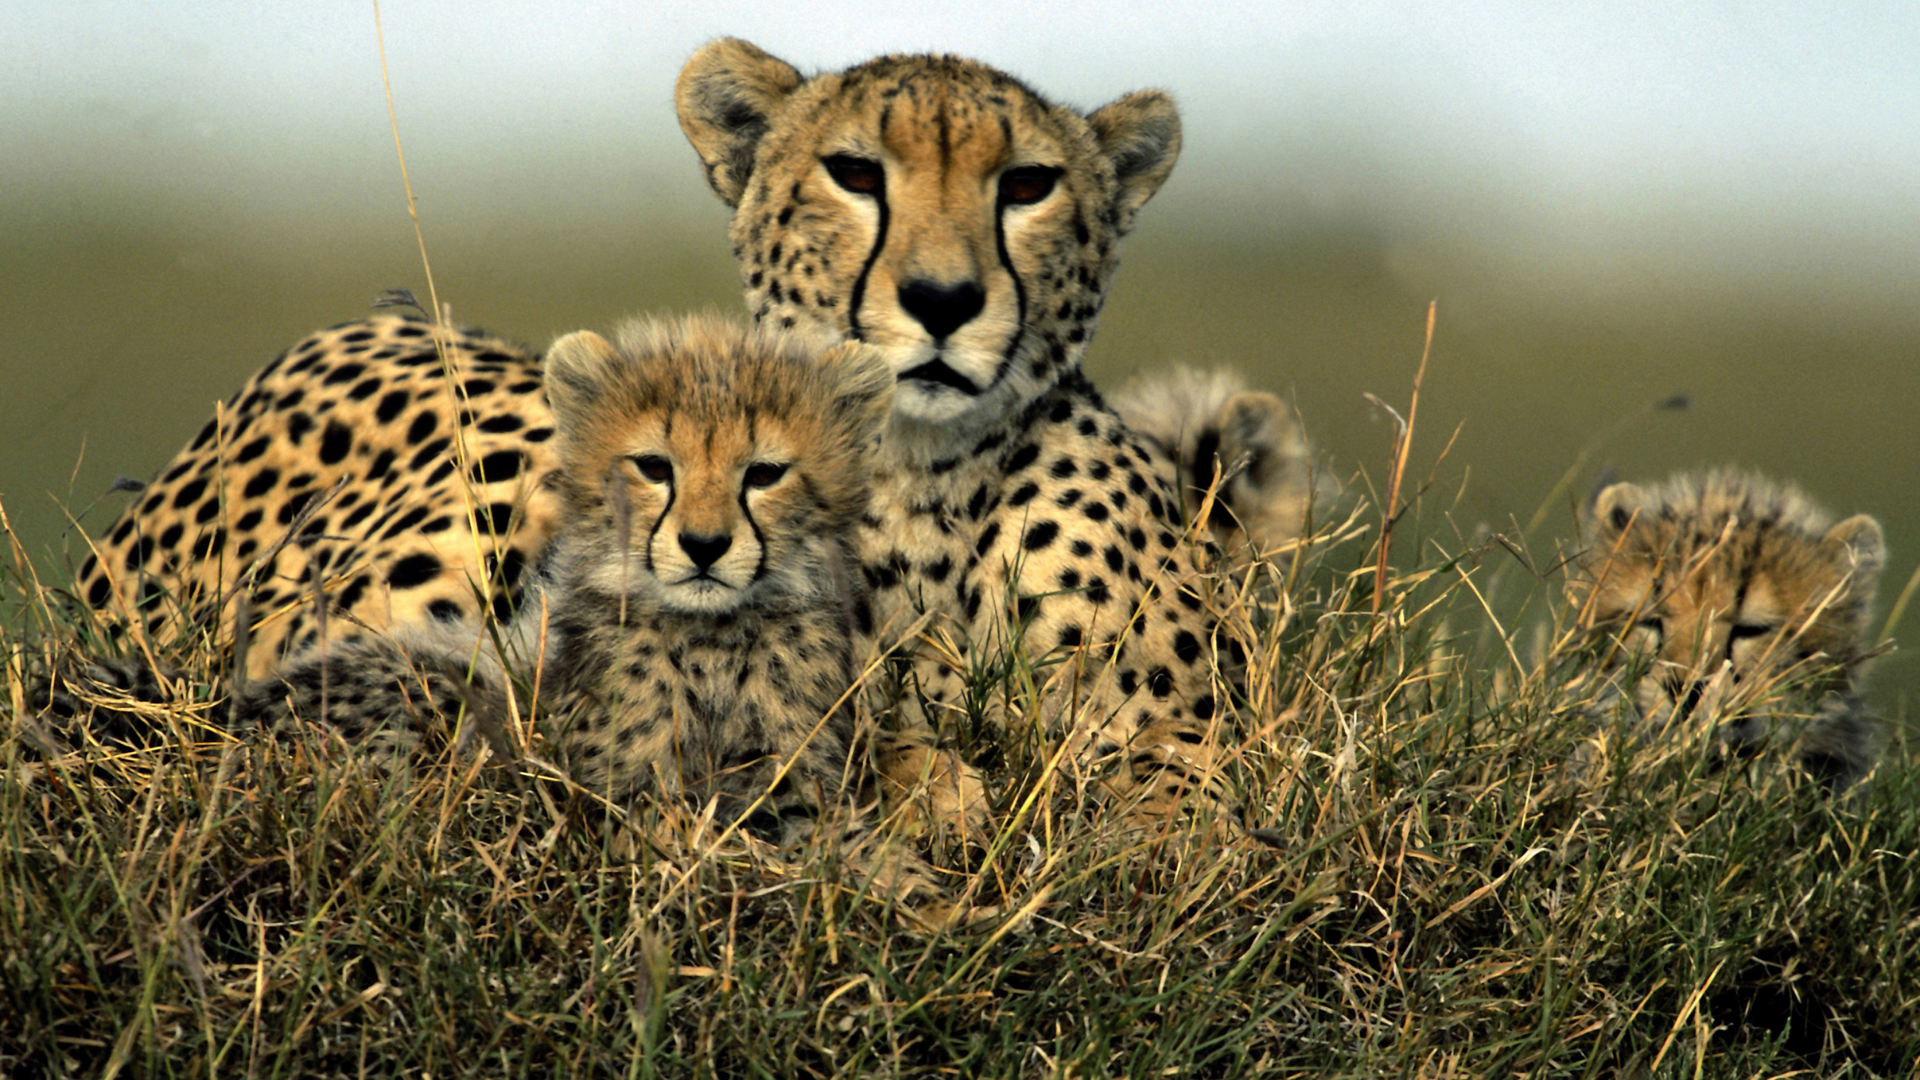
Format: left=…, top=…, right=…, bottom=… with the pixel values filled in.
left=3, top=474, right=1916, bottom=1078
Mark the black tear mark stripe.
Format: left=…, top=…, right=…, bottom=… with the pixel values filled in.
left=844, top=105, right=893, bottom=343
left=738, top=482, right=769, bottom=585
left=990, top=114, right=1029, bottom=391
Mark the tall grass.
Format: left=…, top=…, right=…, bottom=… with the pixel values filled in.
left=4, top=469, right=1915, bottom=1078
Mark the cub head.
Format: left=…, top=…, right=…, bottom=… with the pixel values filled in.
left=544, top=314, right=893, bottom=613
left=676, top=38, right=1181, bottom=431
left=1575, top=469, right=1885, bottom=730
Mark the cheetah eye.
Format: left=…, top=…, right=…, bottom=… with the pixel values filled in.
left=823, top=154, right=884, bottom=195
left=631, top=455, right=673, bottom=483
left=1729, top=622, right=1774, bottom=641
left=743, top=462, right=789, bottom=490
left=1634, top=616, right=1664, bottom=635
left=998, top=165, right=1061, bottom=206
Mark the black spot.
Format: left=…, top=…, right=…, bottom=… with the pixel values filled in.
left=420, top=515, right=454, bottom=534
left=171, top=477, right=208, bottom=509
left=367, top=449, right=397, bottom=480
left=277, top=388, right=306, bottom=410
left=1083, top=501, right=1110, bottom=522
left=407, top=411, right=438, bottom=445
left=319, top=421, right=353, bottom=465
left=285, top=412, right=314, bottom=444
left=409, top=436, right=452, bottom=473
left=1023, top=520, right=1059, bottom=551
left=194, top=497, right=222, bottom=525
left=381, top=506, right=431, bottom=540
left=1128, top=527, right=1148, bottom=552
left=476, top=414, right=524, bottom=434
left=1008, top=482, right=1040, bottom=507
left=1058, top=568, right=1081, bottom=589
left=242, top=468, right=280, bottom=499
left=976, top=522, right=1001, bottom=554
left=387, top=553, right=442, bottom=589
left=1148, top=668, right=1174, bottom=698
left=471, top=450, right=525, bottom=484
left=1006, top=444, right=1040, bottom=473
left=462, top=379, right=496, bottom=397
left=1057, top=626, right=1083, bottom=649
left=187, top=416, right=219, bottom=452
left=86, top=574, right=113, bottom=608
left=1193, top=695, right=1216, bottom=721
left=1049, top=456, right=1078, bottom=479
left=1174, top=631, right=1202, bottom=665
left=925, top=555, right=953, bottom=583
left=234, top=508, right=263, bottom=532
left=522, top=427, right=554, bottom=443
left=313, top=362, right=363, bottom=387
left=428, top=599, right=464, bottom=622
left=375, top=390, right=411, bottom=423
left=348, top=377, right=383, bottom=401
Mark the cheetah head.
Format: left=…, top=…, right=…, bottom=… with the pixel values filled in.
left=1576, top=469, right=1885, bottom=760
left=676, top=39, right=1181, bottom=436
left=544, top=314, right=893, bottom=614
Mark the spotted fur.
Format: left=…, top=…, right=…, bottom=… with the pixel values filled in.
left=76, top=318, right=560, bottom=679
left=1574, top=469, right=1886, bottom=790
left=677, top=40, right=1238, bottom=817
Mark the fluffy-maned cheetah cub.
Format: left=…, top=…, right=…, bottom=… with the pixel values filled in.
left=243, top=315, right=898, bottom=835
left=1108, top=366, right=1321, bottom=560
left=1573, top=469, right=1886, bottom=790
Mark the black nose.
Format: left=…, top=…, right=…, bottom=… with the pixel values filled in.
left=679, top=532, right=733, bottom=570
left=897, top=279, right=985, bottom=341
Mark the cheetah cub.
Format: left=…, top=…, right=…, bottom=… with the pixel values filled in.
left=1572, top=468, right=1887, bottom=791
left=243, top=314, right=897, bottom=836
left=1109, top=365, right=1322, bottom=560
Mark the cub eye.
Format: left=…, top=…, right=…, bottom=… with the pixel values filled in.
left=631, top=455, right=672, bottom=483
left=1634, top=617, right=1664, bottom=635
left=823, top=154, right=884, bottom=195
left=743, top=462, right=789, bottom=489
left=1728, top=622, right=1773, bottom=641
left=998, top=165, right=1061, bottom=206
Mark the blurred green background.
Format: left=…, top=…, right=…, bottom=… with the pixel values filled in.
left=5, top=3, right=1917, bottom=711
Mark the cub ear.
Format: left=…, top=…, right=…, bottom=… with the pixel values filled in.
left=1824, top=514, right=1886, bottom=589
left=1589, top=481, right=1653, bottom=539
left=676, top=38, right=805, bottom=206
left=817, top=341, right=896, bottom=443
left=544, top=330, right=626, bottom=427
left=1086, top=90, right=1181, bottom=232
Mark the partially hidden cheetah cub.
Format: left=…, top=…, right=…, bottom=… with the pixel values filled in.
left=1109, top=365, right=1322, bottom=560
left=242, top=315, right=911, bottom=840
left=1572, top=469, right=1887, bottom=791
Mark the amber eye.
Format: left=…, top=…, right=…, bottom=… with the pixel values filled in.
left=743, top=462, right=789, bottom=490
left=631, top=455, right=672, bottom=483
left=823, top=154, right=884, bottom=195
left=998, top=165, right=1061, bottom=206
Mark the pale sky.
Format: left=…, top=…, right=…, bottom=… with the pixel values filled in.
left=7, top=2, right=1920, bottom=290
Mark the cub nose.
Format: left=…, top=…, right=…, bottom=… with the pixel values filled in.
left=897, top=279, right=985, bottom=341
left=679, top=531, right=733, bottom=570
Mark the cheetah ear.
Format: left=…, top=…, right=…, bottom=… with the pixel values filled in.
left=544, top=330, right=626, bottom=429
left=1086, top=90, right=1181, bottom=232
left=1218, top=391, right=1302, bottom=485
left=1823, top=514, right=1886, bottom=590
left=676, top=38, right=805, bottom=207
left=817, top=341, right=896, bottom=443
left=1589, top=481, right=1654, bottom=539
